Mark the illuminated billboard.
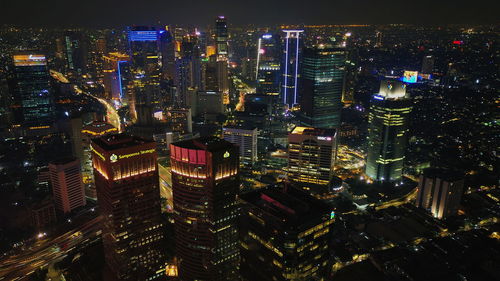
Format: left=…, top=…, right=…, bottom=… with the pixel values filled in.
left=13, top=54, right=47, bottom=66
left=402, top=71, right=418, bottom=83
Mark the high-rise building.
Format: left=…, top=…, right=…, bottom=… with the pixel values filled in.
left=170, top=137, right=239, bottom=280
left=215, top=16, right=228, bottom=57
left=239, top=184, right=334, bottom=281
left=256, top=34, right=281, bottom=96
left=223, top=125, right=258, bottom=165
left=9, top=53, right=55, bottom=125
left=128, top=26, right=162, bottom=119
left=281, top=30, right=303, bottom=108
left=49, top=157, right=86, bottom=214
left=288, top=126, right=337, bottom=186
left=91, top=134, right=166, bottom=280
left=365, top=80, right=412, bottom=182
left=63, top=31, right=88, bottom=75
left=103, top=52, right=129, bottom=101
left=415, top=168, right=464, bottom=219
left=299, top=46, right=346, bottom=129
left=421, top=55, right=435, bottom=74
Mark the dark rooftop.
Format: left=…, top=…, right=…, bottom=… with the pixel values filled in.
left=91, top=133, right=153, bottom=151
left=172, top=136, right=234, bottom=152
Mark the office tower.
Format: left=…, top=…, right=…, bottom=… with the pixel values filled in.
left=288, top=126, right=337, bottom=186
left=9, top=53, right=55, bottom=125
left=165, top=107, right=192, bottom=134
left=175, top=56, right=192, bottom=106
left=63, top=31, right=88, bottom=75
left=170, top=137, right=239, bottom=280
left=365, top=80, right=412, bottom=182
left=281, top=30, right=303, bottom=108
left=215, top=16, right=228, bottom=57
left=299, top=45, right=346, bottom=129
left=189, top=90, right=224, bottom=118
left=421, top=55, right=435, bottom=74
left=128, top=26, right=162, bottom=119
left=70, top=117, right=84, bottom=162
left=240, top=184, right=334, bottom=281
left=256, top=34, right=281, bottom=96
left=217, top=58, right=230, bottom=96
left=103, top=52, right=129, bottom=101
left=49, top=158, right=86, bottom=214
left=415, top=168, right=464, bottom=219
left=29, top=198, right=57, bottom=229
left=203, top=55, right=219, bottom=91
left=160, top=29, right=176, bottom=80
left=223, top=125, right=258, bottom=165
left=91, top=134, right=166, bottom=280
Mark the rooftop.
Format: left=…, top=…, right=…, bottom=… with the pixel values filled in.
left=290, top=126, right=336, bottom=137
left=92, top=133, right=153, bottom=151
left=172, top=136, right=234, bottom=152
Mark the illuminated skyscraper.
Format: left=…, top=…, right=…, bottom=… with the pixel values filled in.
left=240, top=184, right=334, bottom=281
left=256, top=33, right=281, bottom=96
left=49, top=157, right=86, bottom=214
left=215, top=16, right=228, bottom=57
left=365, top=80, right=412, bottom=182
left=9, top=53, right=55, bottom=125
left=288, top=126, right=337, bottom=186
left=128, top=26, right=162, bottom=119
left=170, top=137, right=239, bottom=280
left=102, top=52, right=129, bottom=101
left=91, top=134, right=166, bottom=280
left=415, top=168, right=464, bottom=219
left=281, top=30, right=303, bottom=108
left=299, top=46, right=346, bottom=129
left=63, top=31, right=88, bottom=75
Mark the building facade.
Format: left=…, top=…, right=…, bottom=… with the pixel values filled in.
left=91, top=134, right=166, bottom=280
left=240, top=184, right=334, bottom=281
left=49, top=157, right=86, bottom=214
left=299, top=46, right=346, bottom=129
left=256, top=34, right=281, bottom=96
left=365, top=80, right=412, bottom=182
left=281, top=30, right=303, bottom=108
left=222, top=126, right=258, bottom=165
left=170, top=137, right=239, bottom=280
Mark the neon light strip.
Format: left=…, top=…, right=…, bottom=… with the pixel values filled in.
left=293, top=32, right=300, bottom=105
left=256, top=38, right=262, bottom=81
left=117, top=61, right=126, bottom=100
left=283, top=36, right=290, bottom=105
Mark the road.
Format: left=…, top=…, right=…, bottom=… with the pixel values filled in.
left=0, top=216, right=102, bottom=281
left=232, top=75, right=255, bottom=111
left=50, top=70, right=122, bottom=131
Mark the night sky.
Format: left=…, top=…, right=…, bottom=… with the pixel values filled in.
left=1, top=0, right=497, bottom=26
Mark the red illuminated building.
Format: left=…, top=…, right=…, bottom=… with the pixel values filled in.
left=170, top=137, right=240, bottom=280
left=91, top=134, right=166, bottom=281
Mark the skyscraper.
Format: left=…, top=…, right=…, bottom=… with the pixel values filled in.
left=223, top=125, right=258, bottom=166
left=365, top=80, right=412, bottom=182
left=256, top=34, right=281, bottom=96
left=9, top=53, right=55, bottom=125
left=170, top=137, right=239, bottom=280
left=281, top=30, right=303, bottom=108
left=49, top=157, right=86, bottom=214
left=415, top=168, right=464, bottom=219
left=288, top=126, right=337, bottom=186
left=91, top=134, right=166, bottom=280
left=215, top=16, right=228, bottom=58
left=421, top=55, right=435, bottom=74
left=103, top=52, right=129, bottom=101
left=128, top=26, right=162, bottom=119
left=240, top=184, right=334, bottom=281
left=63, top=31, right=88, bottom=75
left=299, top=45, right=346, bottom=129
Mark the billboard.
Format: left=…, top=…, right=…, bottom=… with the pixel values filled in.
left=13, top=54, right=47, bottom=66
left=402, top=70, right=418, bottom=83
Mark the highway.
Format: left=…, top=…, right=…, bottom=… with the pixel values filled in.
left=50, top=70, right=122, bottom=131
left=0, top=216, right=102, bottom=281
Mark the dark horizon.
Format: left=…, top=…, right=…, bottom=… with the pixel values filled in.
left=1, top=0, right=498, bottom=27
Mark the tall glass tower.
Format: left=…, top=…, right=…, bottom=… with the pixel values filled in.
left=10, top=53, right=55, bottom=125
left=281, top=30, right=303, bottom=108
left=299, top=45, right=346, bottom=129
left=365, top=80, right=412, bottom=182
left=256, top=33, right=281, bottom=96
left=215, top=16, right=228, bottom=57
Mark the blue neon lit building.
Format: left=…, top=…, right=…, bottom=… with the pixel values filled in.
left=281, top=30, right=303, bottom=108
left=256, top=33, right=281, bottom=96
